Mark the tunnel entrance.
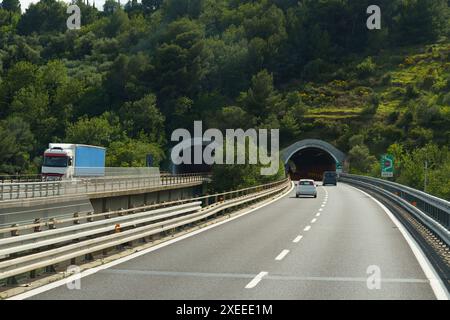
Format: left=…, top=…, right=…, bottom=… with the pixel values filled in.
left=171, top=143, right=213, bottom=174
left=287, top=147, right=336, bottom=181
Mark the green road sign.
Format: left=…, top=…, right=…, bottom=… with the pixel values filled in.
left=336, top=161, right=343, bottom=173
left=381, top=154, right=394, bottom=177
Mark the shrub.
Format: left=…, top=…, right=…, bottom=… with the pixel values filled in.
left=381, top=73, right=392, bottom=85
left=356, top=57, right=376, bottom=78
left=405, top=84, right=419, bottom=99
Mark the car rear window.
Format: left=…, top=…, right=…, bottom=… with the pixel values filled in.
left=324, top=172, right=336, bottom=177
left=299, top=181, right=314, bottom=185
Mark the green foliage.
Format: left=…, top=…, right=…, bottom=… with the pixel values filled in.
left=348, top=144, right=377, bottom=174
left=106, top=137, right=164, bottom=167
left=2, top=0, right=20, bottom=13
left=209, top=141, right=285, bottom=192
left=356, top=57, right=376, bottom=79
left=17, top=0, right=67, bottom=35
left=65, top=113, right=123, bottom=147
left=239, top=69, right=280, bottom=118
left=0, top=116, right=35, bottom=174
left=119, top=94, right=166, bottom=144
left=386, top=143, right=450, bottom=200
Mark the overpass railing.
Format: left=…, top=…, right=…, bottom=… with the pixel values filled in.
left=340, top=173, right=450, bottom=246
left=0, top=175, right=42, bottom=184
left=0, top=173, right=209, bottom=201
left=0, top=178, right=290, bottom=286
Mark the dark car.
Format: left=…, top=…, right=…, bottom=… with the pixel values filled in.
left=322, top=171, right=337, bottom=186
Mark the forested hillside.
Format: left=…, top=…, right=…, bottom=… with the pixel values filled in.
left=0, top=0, right=449, bottom=197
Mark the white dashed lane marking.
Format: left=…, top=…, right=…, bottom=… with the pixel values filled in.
left=275, top=250, right=290, bottom=261
left=245, top=271, right=268, bottom=289
left=304, top=225, right=311, bottom=231
left=293, top=235, right=303, bottom=243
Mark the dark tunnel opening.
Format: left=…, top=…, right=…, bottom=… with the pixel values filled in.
left=172, top=145, right=213, bottom=174
left=287, top=147, right=336, bottom=181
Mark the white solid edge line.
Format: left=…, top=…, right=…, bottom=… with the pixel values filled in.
left=275, top=249, right=290, bottom=261
left=293, top=235, right=303, bottom=243
left=245, top=271, right=268, bottom=289
left=304, top=225, right=311, bottom=231
left=8, top=182, right=295, bottom=300
left=350, top=185, right=449, bottom=300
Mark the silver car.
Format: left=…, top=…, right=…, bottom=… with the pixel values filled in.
left=296, top=179, right=317, bottom=198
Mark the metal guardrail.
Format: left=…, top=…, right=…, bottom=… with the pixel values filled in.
left=0, top=178, right=290, bottom=282
left=0, top=173, right=208, bottom=201
left=0, top=175, right=42, bottom=184
left=340, top=173, right=450, bottom=246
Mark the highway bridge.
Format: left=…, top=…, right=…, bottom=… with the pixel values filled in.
left=0, top=139, right=448, bottom=300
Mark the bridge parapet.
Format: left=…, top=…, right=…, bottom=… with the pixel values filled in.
left=0, top=172, right=209, bottom=202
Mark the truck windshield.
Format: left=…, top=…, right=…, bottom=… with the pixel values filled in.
left=43, top=156, right=68, bottom=167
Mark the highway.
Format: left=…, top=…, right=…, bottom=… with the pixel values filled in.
left=23, top=182, right=438, bottom=300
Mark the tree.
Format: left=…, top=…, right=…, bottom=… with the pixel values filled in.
left=162, top=0, right=204, bottom=21
left=103, top=0, right=120, bottom=15
left=104, top=7, right=130, bottom=37
left=0, top=116, right=35, bottom=174
left=74, top=0, right=99, bottom=25
left=141, top=0, right=163, bottom=14
left=1, top=0, right=20, bottom=13
left=348, top=144, right=377, bottom=174
left=10, top=86, right=56, bottom=150
left=65, top=113, right=123, bottom=147
left=120, top=94, right=166, bottom=144
left=104, top=53, right=153, bottom=106
left=392, top=0, right=449, bottom=45
left=238, top=69, right=281, bottom=119
left=210, top=141, right=285, bottom=192
left=0, top=61, right=40, bottom=116
left=154, top=18, right=207, bottom=103
left=106, top=137, right=164, bottom=167
left=17, top=0, right=67, bottom=35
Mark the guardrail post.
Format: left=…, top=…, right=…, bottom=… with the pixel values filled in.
left=86, top=212, right=94, bottom=222
left=49, top=218, right=57, bottom=230
left=73, top=212, right=80, bottom=224
left=10, top=224, right=19, bottom=237
left=33, top=218, right=41, bottom=233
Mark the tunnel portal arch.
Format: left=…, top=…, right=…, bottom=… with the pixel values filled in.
left=281, top=139, right=346, bottom=180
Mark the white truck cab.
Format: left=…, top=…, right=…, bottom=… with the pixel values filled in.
left=41, top=144, right=75, bottom=180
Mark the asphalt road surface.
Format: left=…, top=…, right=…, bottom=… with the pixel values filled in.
left=27, top=182, right=437, bottom=299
